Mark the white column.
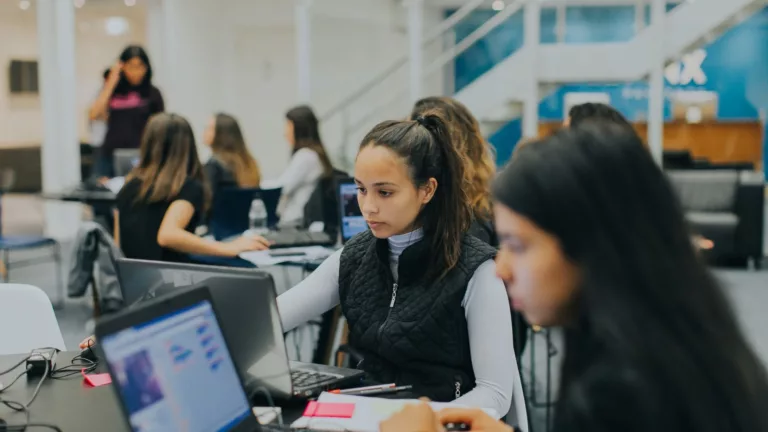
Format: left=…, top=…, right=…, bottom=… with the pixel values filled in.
left=555, top=3, right=566, bottom=43
left=295, top=0, right=313, bottom=104
left=634, top=0, right=646, bottom=33
left=145, top=0, right=166, bottom=92
left=406, top=0, right=424, bottom=104
left=38, top=0, right=82, bottom=240
left=522, top=0, right=540, bottom=138
left=648, top=0, right=665, bottom=165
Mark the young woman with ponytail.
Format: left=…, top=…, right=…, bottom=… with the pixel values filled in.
left=276, top=112, right=526, bottom=423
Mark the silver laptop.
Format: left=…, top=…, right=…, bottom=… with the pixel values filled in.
left=113, top=258, right=364, bottom=399
left=113, top=149, right=140, bottom=177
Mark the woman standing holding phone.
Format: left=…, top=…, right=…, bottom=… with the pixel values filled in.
left=89, top=45, right=165, bottom=178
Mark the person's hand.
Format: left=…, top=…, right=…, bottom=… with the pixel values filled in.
left=438, top=408, right=513, bottom=432
left=79, top=336, right=96, bottom=350
left=106, top=61, right=123, bottom=88
left=380, top=402, right=441, bottom=432
left=224, top=234, right=271, bottom=256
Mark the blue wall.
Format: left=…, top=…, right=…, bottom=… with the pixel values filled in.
left=451, top=6, right=768, bottom=169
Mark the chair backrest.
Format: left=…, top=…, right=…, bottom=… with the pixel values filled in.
left=303, top=169, right=349, bottom=238
left=209, top=187, right=282, bottom=240
left=0, top=284, right=66, bottom=355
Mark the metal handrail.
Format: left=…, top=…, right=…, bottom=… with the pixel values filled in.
left=424, top=0, right=525, bottom=76
left=319, top=0, right=486, bottom=121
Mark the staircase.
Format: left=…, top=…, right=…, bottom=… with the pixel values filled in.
left=457, top=0, right=766, bottom=126
left=321, top=0, right=766, bottom=169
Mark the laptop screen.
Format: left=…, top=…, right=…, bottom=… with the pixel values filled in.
left=100, top=300, right=251, bottom=432
left=338, top=180, right=367, bottom=242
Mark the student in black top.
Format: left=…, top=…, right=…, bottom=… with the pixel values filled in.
left=202, top=113, right=261, bottom=198
left=382, top=125, right=768, bottom=432
left=89, top=45, right=165, bottom=177
left=115, top=113, right=270, bottom=263
left=411, top=97, right=497, bottom=246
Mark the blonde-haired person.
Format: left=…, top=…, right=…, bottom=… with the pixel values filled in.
left=202, top=113, right=261, bottom=198
left=411, top=97, right=497, bottom=244
left=115, top=113, right=270, bottom=263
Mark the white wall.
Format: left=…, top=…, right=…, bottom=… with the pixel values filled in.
left=0, top=0, right=146, bottom=148
left=150, top=0, right=447, bottom=178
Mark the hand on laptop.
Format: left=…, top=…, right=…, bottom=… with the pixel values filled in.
left=223, top=234, right=272, bottom=256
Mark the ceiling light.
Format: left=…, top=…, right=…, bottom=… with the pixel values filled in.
left=491, top=1, right=505, bottom=11
left=74, top=0, right=85, bottom=8
left=685, top=106, right=703, bottom=124
left=19, top=0, right=30, bottom=11
left=124, top=0, right=136, bottom=6
left=105, top=16, right=130, bottom=36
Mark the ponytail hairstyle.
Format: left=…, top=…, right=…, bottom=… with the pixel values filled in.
left=411, top=96, right=495, bottom=219
left=358, top=110, right=472, bottom=281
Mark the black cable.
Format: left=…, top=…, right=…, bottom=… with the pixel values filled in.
left=0, top=356, right=31, bottom=377
left=0, top=367, right=30, bottom=393
left=3, top=423, right=62, bottom=432
left=252, top=386, right=283, bottom=426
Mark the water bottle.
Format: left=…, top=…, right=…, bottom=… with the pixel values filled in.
left=248, top=199, right=268, bottom=234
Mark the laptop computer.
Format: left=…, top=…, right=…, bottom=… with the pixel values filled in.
left=113, top=149, right=141, bottom=177
left=96, top=286, right=329, bottom=432
left=336, top=177, right=367, bottom=244
left=113, top=258, right=364, bottom=399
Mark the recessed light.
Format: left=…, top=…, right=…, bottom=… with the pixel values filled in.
left=124, top=0, right=136, bottom=6
left=492, top=0, right=505, bottom=11
left=19, top=0, right=30, bottom=11
left=74, top=0, right=86, bottom=8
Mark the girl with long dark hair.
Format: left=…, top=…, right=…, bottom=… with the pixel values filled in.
left=276, top=112, right=527, bottom=422
left=275, top=105, right=334, bottom=227
left=203, top=113, right=261, bottom=197
left=89, top=45, right=165, bottom=177
left=381, top=125, right=768, bottom=432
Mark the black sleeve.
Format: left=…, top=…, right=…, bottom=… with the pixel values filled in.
left=176, top=180, right=205, bottom=215
left=150, top=86, right=165, bottom=114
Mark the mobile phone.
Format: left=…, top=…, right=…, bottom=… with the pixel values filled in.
left=268, top=250, right=307, bottom=258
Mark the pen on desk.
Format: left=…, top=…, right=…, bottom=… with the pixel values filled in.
left=346, top=385, right=413, bottom=396
left=331, top=383, right=396, bottom=394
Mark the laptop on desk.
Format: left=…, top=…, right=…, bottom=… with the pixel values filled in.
left=114, top=258, right=363, bottom=400
left=96, top=286, right=326, bottom=432
left=336, top=177, right=368, bottom=244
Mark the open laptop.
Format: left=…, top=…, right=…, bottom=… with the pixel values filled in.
left=336, top=177, right=367, bottom=244
left=96, top=286, right=327, bottom=432
left=114, top=258, right=363, bottom=399
left=113, top=149, right=141, bottom=177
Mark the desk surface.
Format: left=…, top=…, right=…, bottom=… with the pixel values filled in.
left=0, top=352, right=304, bottom=431
left=42, top=190, right=117, bottom=204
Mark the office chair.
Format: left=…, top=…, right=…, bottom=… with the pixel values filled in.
left=208, top=187, right=282, bottom=240
left=0, top=283, right=66, bottom=354
left=0, top=169, right=64, bottom=309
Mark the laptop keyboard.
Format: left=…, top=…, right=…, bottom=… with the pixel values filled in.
left=291, top=370, right=339, bottom=389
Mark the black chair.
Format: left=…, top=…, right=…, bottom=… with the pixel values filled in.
left=208, top=187, right=282, bottom=240
left=303, top=169, right=349, bottom=239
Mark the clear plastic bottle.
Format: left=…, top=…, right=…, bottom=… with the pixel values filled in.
left=248, top=199, right=268, bottom=234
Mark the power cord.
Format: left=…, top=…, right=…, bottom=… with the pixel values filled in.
left=252, top=386, right=283, bottom=426
left=0, top=348, right=61, bottom=432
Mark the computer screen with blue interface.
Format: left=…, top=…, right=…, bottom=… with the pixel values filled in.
left=101, top=300, right=251, bottom=432
left=338, top=181, right=367, bottom=242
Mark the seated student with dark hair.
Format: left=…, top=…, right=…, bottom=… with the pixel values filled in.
left=115, top=113, right=270, bottom=263
left=381, top=124, right=768, bottom=432
left=564, top=102, right=634, bottom=130
left=277, top=112, right=527, bottom=422
left=202, top=112, right=261, bottom=198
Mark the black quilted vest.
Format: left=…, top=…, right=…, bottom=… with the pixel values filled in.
left=339, top=230, right=496, bottom=401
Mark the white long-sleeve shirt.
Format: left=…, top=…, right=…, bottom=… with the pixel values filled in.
left=277, top=229, right=528, bottom=424
left=274, top=148, right=324, bottom=226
